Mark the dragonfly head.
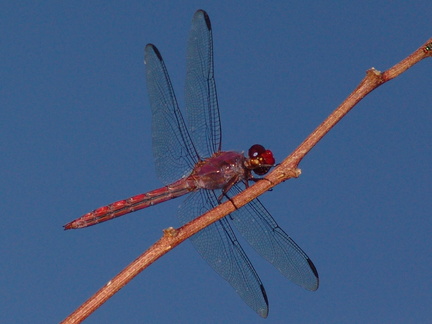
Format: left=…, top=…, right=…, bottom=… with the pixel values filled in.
left=246, top=144, right=275, bottom=176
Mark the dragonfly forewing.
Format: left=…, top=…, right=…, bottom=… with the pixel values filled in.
left=185, top=9, right=222, bottom=159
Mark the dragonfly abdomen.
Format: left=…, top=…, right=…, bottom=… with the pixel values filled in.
left=64, top=179, right=195, bottom=230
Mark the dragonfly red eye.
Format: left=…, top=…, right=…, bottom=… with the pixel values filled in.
left=260, top=150, right=275, bottom=165
left=248, top=144, right=275, bottom=175
left=249, top=144, right=266, bottom=158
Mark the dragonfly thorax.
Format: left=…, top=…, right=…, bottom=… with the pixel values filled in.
left=191, top=151, right=247, bottom=190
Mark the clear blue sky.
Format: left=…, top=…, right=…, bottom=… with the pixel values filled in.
left=1, top=1, right=431, bottom=323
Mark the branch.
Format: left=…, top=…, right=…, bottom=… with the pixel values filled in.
left=61, top=38, right=431, bottom=324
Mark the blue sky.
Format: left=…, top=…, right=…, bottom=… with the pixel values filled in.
left=1, top=1, right=431, bottom=323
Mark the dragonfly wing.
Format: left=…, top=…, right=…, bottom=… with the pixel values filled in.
left=228, top=185, right=319, bottom=291
left=178, top=190, right=269, bottom=318
left=185, top=10, right=222, bottom=158
left=144, top=44, right=198, bottom=184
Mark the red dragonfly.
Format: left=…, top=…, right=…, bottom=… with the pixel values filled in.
left=64, top=10, right=318, bottom=317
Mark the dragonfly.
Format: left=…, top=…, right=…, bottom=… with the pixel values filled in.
left=64, top=9, right=319, bottom=318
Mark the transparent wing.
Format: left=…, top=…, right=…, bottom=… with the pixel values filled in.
left=144, top=44, right=199, bottom=184
left=185, top=9, right=222, bottom=158
left=228, top=185, right=319, bottom=291
left=178, top=190, right=269, bottom=318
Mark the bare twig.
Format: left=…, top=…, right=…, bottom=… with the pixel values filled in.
left=61, top=38, right=431, bottom=324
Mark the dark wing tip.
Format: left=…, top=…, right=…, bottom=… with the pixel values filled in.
left=195, top=9, right=211, bottom=30
left=307, top=258, right=320, bottom=290
left=145, top=44, right=162, bottom=61
left=259, top=283, right=269, bottom=318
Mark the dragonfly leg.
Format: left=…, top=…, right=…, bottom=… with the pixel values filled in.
left=222, top=193, right=239, bottom=211
left=217, top=175, right=241, bottom=203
